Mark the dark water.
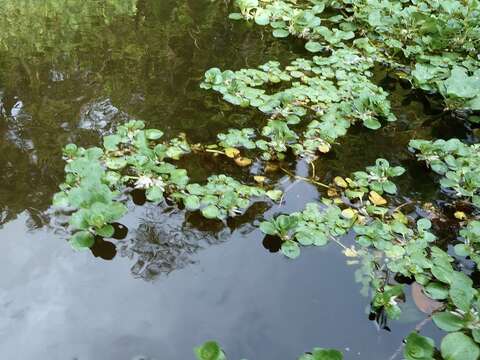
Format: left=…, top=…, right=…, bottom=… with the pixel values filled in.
left=0, top=1, right=462, bottom=359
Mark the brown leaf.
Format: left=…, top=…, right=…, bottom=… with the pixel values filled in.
left=411, top=282, right=443, bottom=314
left=234, top=157, right=252, bottom=167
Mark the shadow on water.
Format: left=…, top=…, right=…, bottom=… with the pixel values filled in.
left=0, top=1, right=457, bottom=359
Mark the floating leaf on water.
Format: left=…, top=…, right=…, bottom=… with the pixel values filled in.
left=194, top=341, right=226, bottom=360
left=260, top=221, right=277, bottom=236
left=369, top=191, right=387, bottom=206
left=305, top=41, right=323, bottom=53
left=234, top=157, right=252, bottom=167
left=334, top=176, right=348, bottom=188
left=281, top=240, right=300, bottom=259
left=202, top=205, right=221, bottom=219
left=411, top=282, right=443, bottom=315
left=327, top=188, right=338, bottom=197
left=441, top=332, right=480, bottom=360
left=343, top=246, right=358, bottom=258
left=145, top=129, right=164, bottom=140
left=96, top=225, right=114, bottom=238
left=266, top=189, right=282, bottom=201
left=265, top=163, right=279, bottom=172
left=318, top=143, right=331, bottom=153
left=341, top=208, right=356, bottom=219
left=254, top=175, right=266, bottom=183
left=404, top=332, right=435, bottom=360
left=70, top=231, right=95, bottom=250
left=184, top=195, right=201, bottom=211
left=146, top=186, right=164, bottom=202
left=272, top=29, right=289, bottom=38
left=224, top=147, right=240, bottom=158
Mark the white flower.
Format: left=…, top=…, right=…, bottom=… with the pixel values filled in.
left=135, top=175, right=154, bottom=189
left=135, top=176, right=165, bottom=190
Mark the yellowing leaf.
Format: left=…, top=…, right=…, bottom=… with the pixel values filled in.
left=392, top=211, right=408, bottom=224
left=327, top=188, right=338, bottom=197
left=369, top=191, right=387, bottom=206
left=265, top=163, right=279, bottom=172
left=234, top=157, right=252, bottom=167
left=341, top=208, right=356, bottom=219
left=454, top=211, right=467, bottom=220
left=224, top=147, right=240, bottom=158
left=334, top=176, right=348, bottom=188
left=343, top=246, right=358, bottom=258
left=318, top=143, right=331, bottom=153
left=254, top=176, right=266, bottom=183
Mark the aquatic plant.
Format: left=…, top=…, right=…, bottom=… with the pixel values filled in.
left=194, top=340, right=343, bottom=360
left=47, top=0, right=480, bottom=357
left=229, top=0, right=480, bottom=113
left=202, top=48, right=396, bottom=160
left=52, top=120, right=281, bottom=248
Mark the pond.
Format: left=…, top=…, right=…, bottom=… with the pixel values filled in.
left=0, top=1, right=476, bottom=359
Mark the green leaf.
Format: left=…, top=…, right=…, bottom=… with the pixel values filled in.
left=305, top=41, right=323, bottom=53
left=184, top=195, right=201, bottom=211
left=443, top=66, right=480, bottom=99
left=272, top=29, right=289, bottom=38
left=202, top=205, right=221, bottom=219
left=53, top=192, right=69, bottom=207
left=96, top=224, right=115, bottom=238
left=254, top=9, right=270, bottom=25
left=103, top=135, right=122, bottom=151
left=296, top=230, right=328, bottom=246
left=146, top=186, right=164, bottom=202
left=266, top=189, right=282, bottom=201
left=229, top=12, right=243, bottom=20
left=105, top=157, right=127, bottom=170
left=363, top=117, right=381, bottom=130
left=281, top=240, right=300, bottom=259
left=194, top=341, right=226, bottom=360
left=441, top=332, right=480, bottom=360
left=449, top=285, right=475, bottom=312
left=70, top=231, right=95, bottom=250
left=260, top=221, right=277, bottom=236
left=404, top=332, right=435, bottom=360
left=145, top=129, right=164, bottom=140
left=382, top=181, right=397, bottom=194
left=432, top=312, right=465, bottom=332
left=311, top=348, right=343, bottom=360
left=424, top=282, right=449, bottom=300
left=417, top=218, right=432, bottom=231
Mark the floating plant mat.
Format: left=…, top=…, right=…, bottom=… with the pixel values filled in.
left=46, top=0, right=480, bottom=359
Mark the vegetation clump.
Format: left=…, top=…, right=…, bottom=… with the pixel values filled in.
left=49, top=0, right=480, bottom=358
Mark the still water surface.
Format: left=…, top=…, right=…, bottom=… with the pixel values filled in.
left=0, top=1, right=459, bottom=359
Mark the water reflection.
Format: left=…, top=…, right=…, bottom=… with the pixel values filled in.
left=0, top=0, right=458, bottom=358
left=0, top=0, right=297, bottom=228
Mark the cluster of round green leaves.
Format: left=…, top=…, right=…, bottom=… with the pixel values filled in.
left=202, top=48, right=396, bottom=160
left=230, top=0, right=480, bottom=113
left=52, top=120, right=282, bottom=249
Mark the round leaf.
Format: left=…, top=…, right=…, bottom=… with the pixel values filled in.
left=281, top=240, right=300, bottom=259
left=202, top=205, right=221, bottom=219
left=70, top=231, right=95, bottom=250
left=441, top=332, right=480, bottom=360
left=404, top=332, right=435, bottom=360
left=272, top=29, right=289, bottom=38
left=433, top=311, right=465, bottom=332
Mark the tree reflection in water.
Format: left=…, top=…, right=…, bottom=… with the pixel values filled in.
left=116, top=206, right=228, bottom=281
left=112, top=200, right=270, bottom=281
